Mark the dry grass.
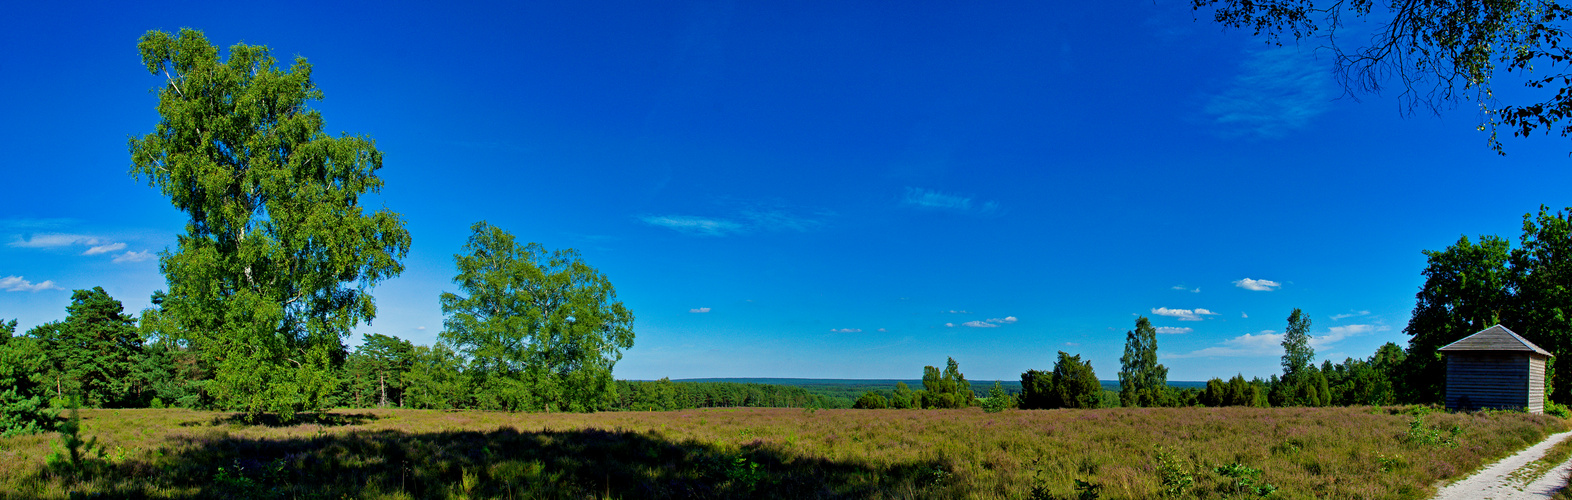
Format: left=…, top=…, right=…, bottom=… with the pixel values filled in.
left=0, top=406, right=1564, bottom=499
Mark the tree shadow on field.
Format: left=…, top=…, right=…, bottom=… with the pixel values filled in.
left=178, top=411, right=381, bottom=428
left=23, top=419, right=958, bottom=499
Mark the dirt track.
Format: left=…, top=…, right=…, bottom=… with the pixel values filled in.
left=1434, top=430, right=1572, bottom=500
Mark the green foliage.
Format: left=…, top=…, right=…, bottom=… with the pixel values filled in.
left=1547, top=401, right=1571, bottom=418
left=46, top=402, right=104, bottom=478
left=1213, top=462, right=1276, bottom=497
left=982, top=381, right=1013, bottom=413
left=1119, top=316, right=1168, bottom=407
left=1404, top=412, right=1461, bottom=448
left=336, top=333, right=416, bottom=408
left=1018, top=369, right=1055, bottom=410
left=1404, top=234, right=1515, bottom=403
left=854, top=391, right=890, bottom=409
left=1154, top=446, right=1194, bottom=497
left=440, top=221, right=634, bottom=412
left=31, top=288, right=145, bottom=408
left=402, top=343, right=470, bottom=409
left=1510, top=207, right=1572, bottom=403
left=919, top=357, right=974, bottom=409
left=129, top=28, right=411, bottom=421
left=1281, top=308, right=1314, bottom=376
left=0, top=319, right=54, bottom=437
left=891, top=381, right=916, bottom=409
left=1201, top=374, right=1266, bottom=407
left=610, top=378, right=849, bottom=411
left=1050, top=351, right=1102, bottom=409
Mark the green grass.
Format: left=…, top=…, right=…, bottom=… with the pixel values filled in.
left=0, top=406, right=1564, bottom=499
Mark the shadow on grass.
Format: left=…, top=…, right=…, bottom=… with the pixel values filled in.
left=23, top=420, right=960, bottom=499
left=177, top=411, right=382, bottom=428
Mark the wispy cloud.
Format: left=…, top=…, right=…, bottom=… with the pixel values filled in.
left=1314, top=324, right=1387, bottom=348
left=9, top=233, right=100, bottom=248
left=1331, top=310, right=1371, bottom=321
left=1172, top=330, right=1282, bottom=358
left=1171, top=285, right=1200, bottom=293
left=1151, top=307, right=1218, bottom=321
left=1204, top=44, right=1334, bottom=138
left=1155, top=326, right=1193, bottom=334
left=640, top=216, right=743, bottom=236
left=84, top=242, right=127, bottom=255
left=831, top=328, right=862, bottom=333
left=0, top=276, right=63, bottom=292
left=944, top=322, right=956, bottom=327
left=946, top=310, right=972, bottom=314
left=986, top=316, right=1018, bottom=324
left=641, top=202, right=830, bottom=237
left=10, top=233, right=136, bottom=258
left=1242, top=312, right=1249, bottom=318
left=877, top=328, right=888, bottom=332
left=689, top=307, right=711, bottom=313
left=112, top=250, right=155, bottom=263
left=1233, top=278, right=1281, bottom=291
left=1173, top=324, right=1387, bottom=358
left=962, top=320, right=998, bottom=328
left=739, top=208, right=826, bottom=232
left=901, top=187, right=1001, bottom=215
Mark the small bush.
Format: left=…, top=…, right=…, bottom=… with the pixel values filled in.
left=1547, top=401, right=1570, bottom=418
left=1154, top=446, right=1194, bottom=497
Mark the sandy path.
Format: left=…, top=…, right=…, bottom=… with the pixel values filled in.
left=1433, top=430, right=1572, bottom=500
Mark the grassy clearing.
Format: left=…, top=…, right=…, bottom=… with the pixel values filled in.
left=0, top=406, right=1564, bottom=499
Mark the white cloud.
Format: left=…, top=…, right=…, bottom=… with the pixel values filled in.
left=112, top=250, right=155, bottom=263
left=84, top=242, right=127, bottom=255
left=1241, top=312, right=1249, bottom=318
left=1233, top=278, right=1281, bottom=291
left=946, top=310, right=972, bottom=314
left=1172, top=330, right=1283, bottom=358
left=0, top=276, right=63, bottom=292
left=831, top=328, right=862, bottom=333
left=986, top=316, right=1018, bottom=324
left=10, top=233, right=138, bottom=260
left=8, top=233, right=98, bottom=248
left=962, top=320, right=999, bottom=328
left=689, top=307, right=711, bottom=313
left=1064, top=341, right=1079, bottom=346
left=1312, top=324, right=1387, bottom=348
left=1151, top=307, right=1218, bottom=321
left=944, top=322, right=956, bottom=327
left=1172, top=285, right=1187, bottom=290
left=739, top=208, right=826, bottom=232
left=1331, top=310, right=1371, bottom=321
left=416, top=326, right=427, bottom=330
left=640, top=215, right=743, bottom=236
left=902, top=187, right=1001, bottom=215
left=1171, top=324, right=1389, bottom=359
left=877, top=328, right=888, bottom=332
left=1155, top=326, right=1193, bottom=334
left=1204, top=44, right=1334, bottom=138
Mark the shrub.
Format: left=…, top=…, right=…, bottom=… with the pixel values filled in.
left=1547, top=401, right=1570, bottom=418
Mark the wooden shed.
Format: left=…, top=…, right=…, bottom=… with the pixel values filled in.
left=1439, top=325, right=1553, bottom=413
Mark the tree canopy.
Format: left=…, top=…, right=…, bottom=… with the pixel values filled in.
left=128, top=28, right=411, bottom=421
left=1193, top=0, right=1572, bottom=154
left=439, top=221, right=635, bottom=412
left=1119, top=316, right=1168, bottom=407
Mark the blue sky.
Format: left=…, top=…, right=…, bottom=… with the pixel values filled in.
left=4, top=1, right=1570, bottom=382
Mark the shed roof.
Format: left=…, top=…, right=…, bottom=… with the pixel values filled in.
left=1439, top=324, right=1554, bottom=357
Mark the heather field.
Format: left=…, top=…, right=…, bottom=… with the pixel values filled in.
left=0, top=406, right=1564, bottom=499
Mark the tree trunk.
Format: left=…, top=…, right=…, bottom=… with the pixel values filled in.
left=379, top=372, right=387, bottom=408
